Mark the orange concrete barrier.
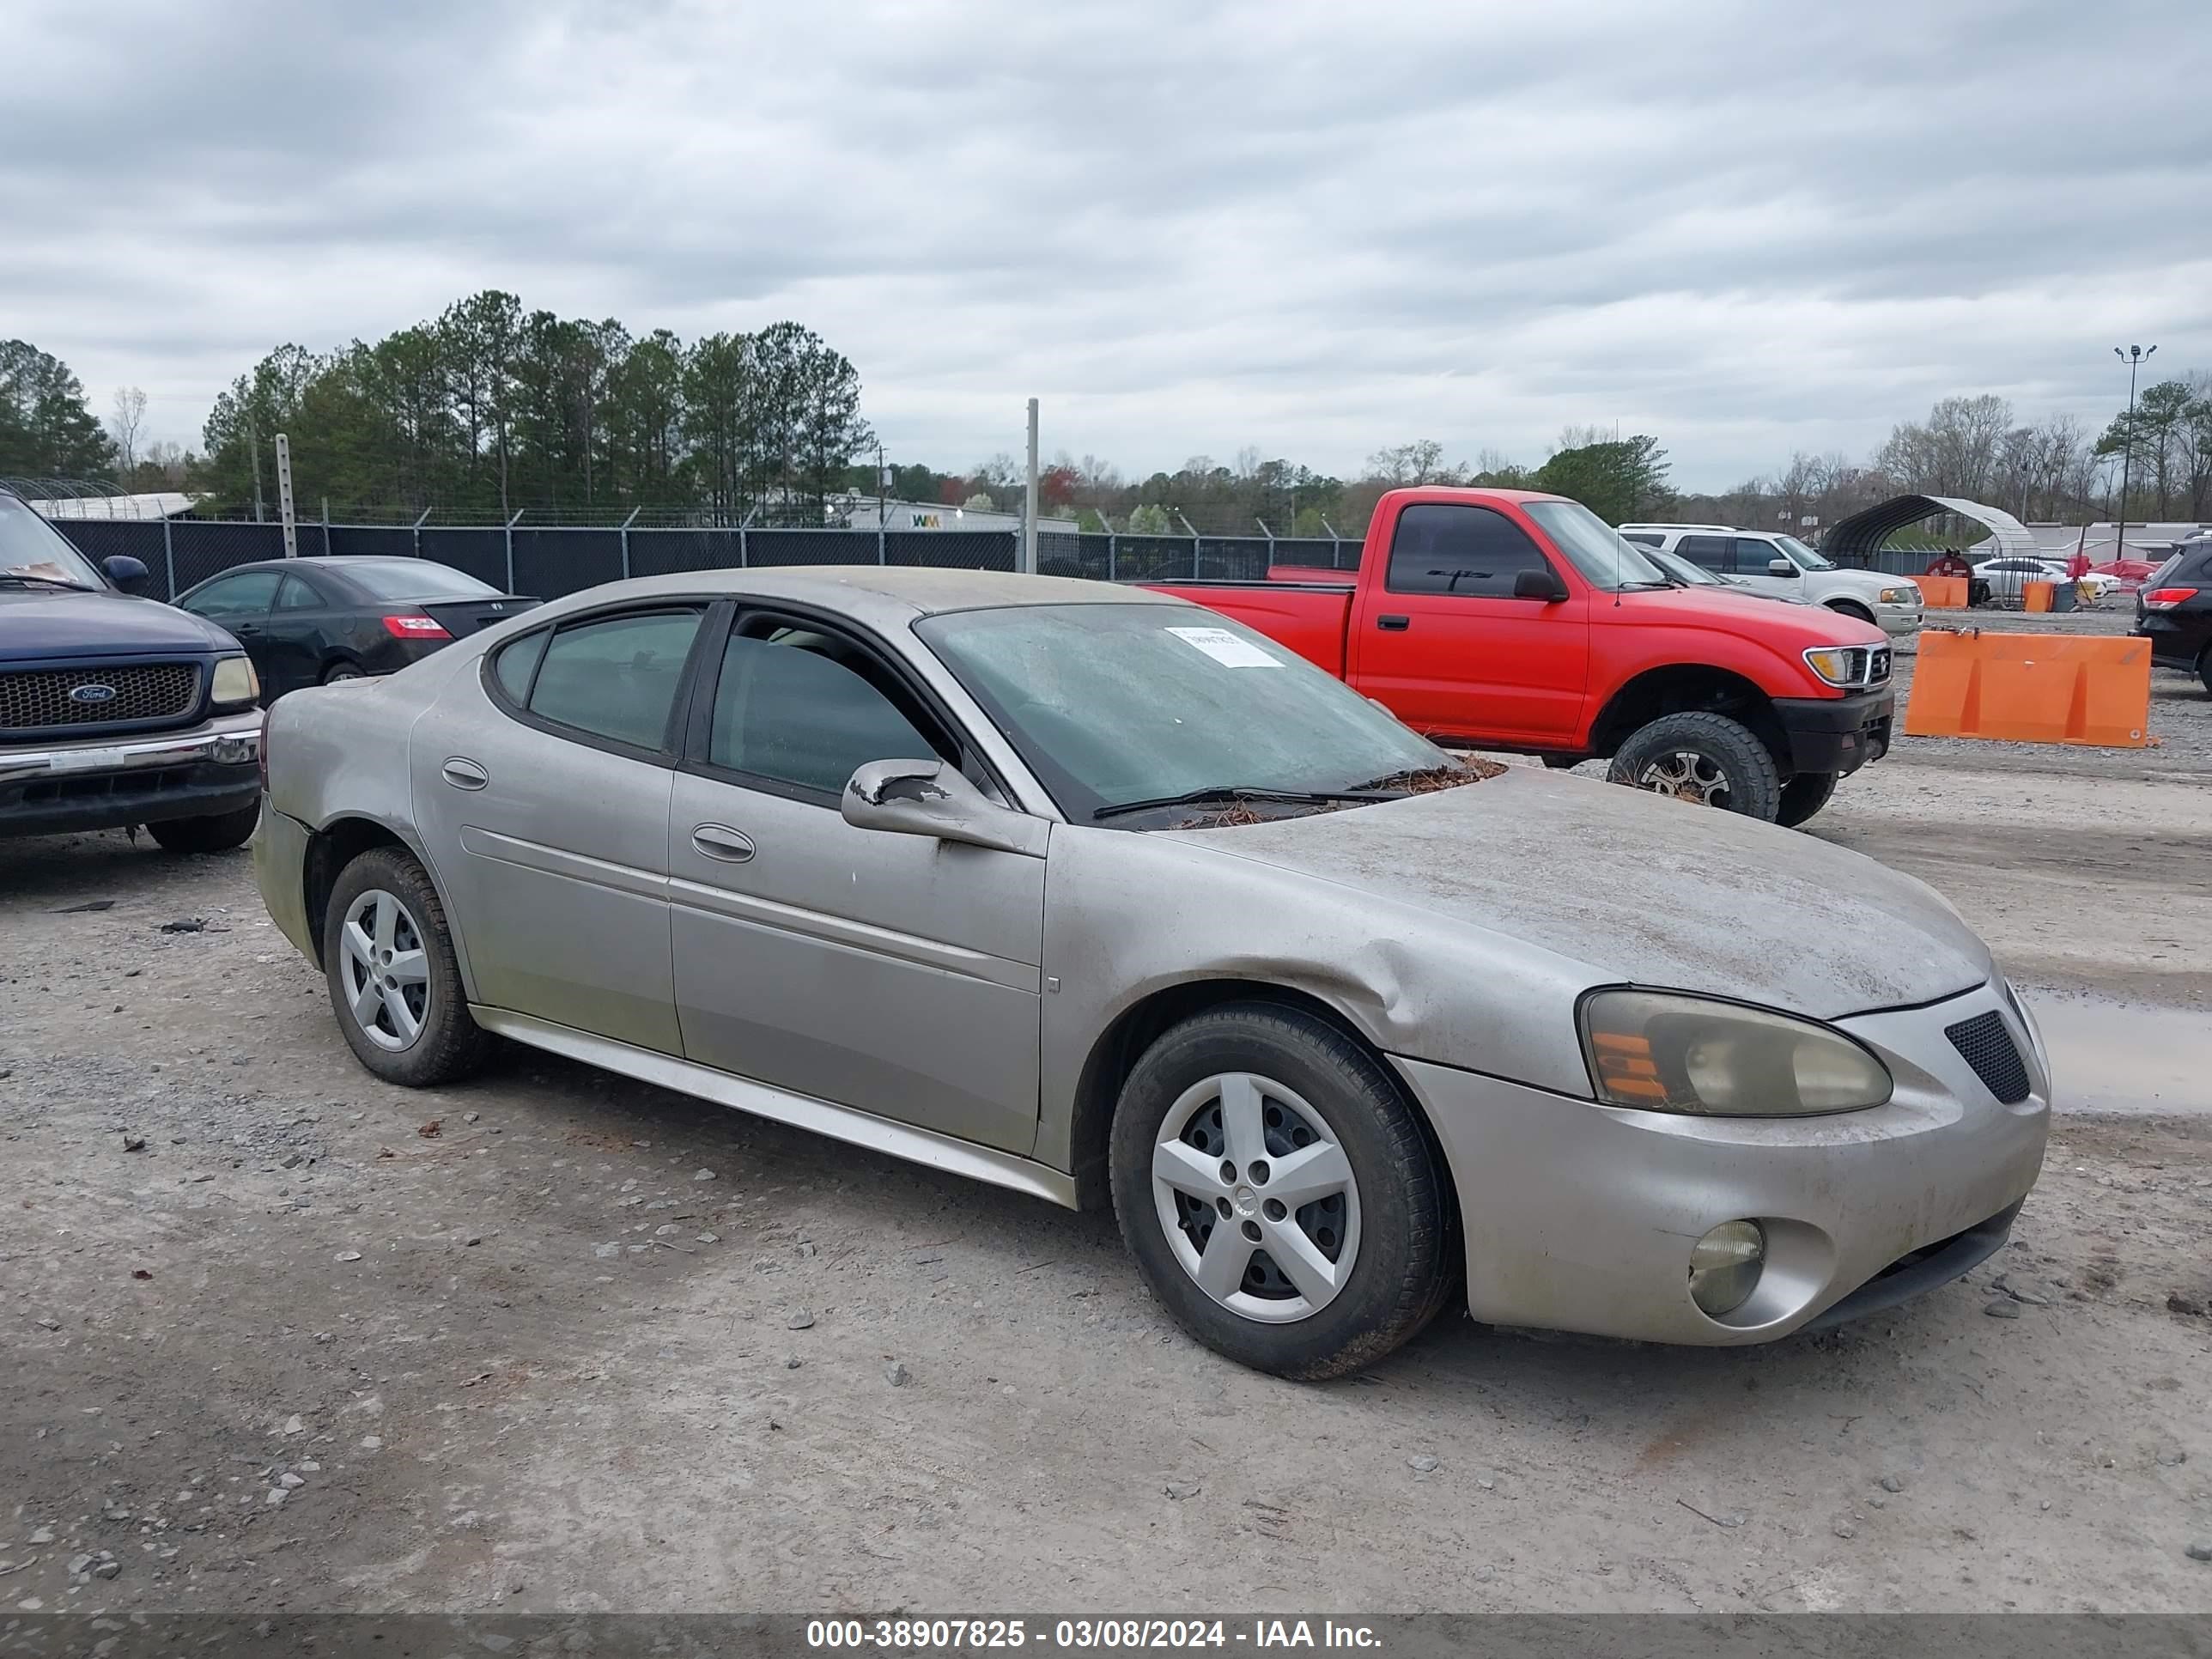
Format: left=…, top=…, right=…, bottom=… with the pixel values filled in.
left=1905, top=630, right=2151, bottom=747
left=2022, top=580, right=2054, bottom=612
left=1911, top=574, right=1969, bottom=609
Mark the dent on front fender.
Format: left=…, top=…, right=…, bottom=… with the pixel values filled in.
left=1030, top=825, right=1597, bottom=1172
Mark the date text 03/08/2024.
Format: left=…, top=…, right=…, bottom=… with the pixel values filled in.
left=805, top=1619, right=1383, bottom=1650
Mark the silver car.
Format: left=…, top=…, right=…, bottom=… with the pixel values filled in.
left=253, top=568, right=2049, bottom=1377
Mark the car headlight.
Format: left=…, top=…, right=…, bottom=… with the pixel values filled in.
left=1580, top=989, right=1893, bottom=1115
left=1802, top=647, right=1858, bottom=687
left=210, top=654, right=260, bottom=708
left=1879, top=586, right=1916, bottom=605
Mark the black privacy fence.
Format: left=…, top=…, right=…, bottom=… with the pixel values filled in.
left=48, top=520, right=1365, bottom=604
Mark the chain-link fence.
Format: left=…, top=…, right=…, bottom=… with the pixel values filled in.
left=46, top=517, right=1366, bottom=603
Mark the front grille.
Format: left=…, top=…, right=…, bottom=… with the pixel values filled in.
left=1829, top=645, right=1890, bottom=688
left=1945, top=1010, right=2031, bottom=1104
left=0, top=663, right=199, bottom=732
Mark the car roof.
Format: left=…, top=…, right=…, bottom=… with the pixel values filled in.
left=523, top=565, right=1187, bottom=629
left=1617, top=522, right=1746, bottom=534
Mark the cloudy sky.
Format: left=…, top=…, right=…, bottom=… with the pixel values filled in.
left=5, top=0, right=2208, bottom=489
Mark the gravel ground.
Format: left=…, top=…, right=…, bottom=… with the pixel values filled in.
left=4, top=622, right=2210, bottom=1616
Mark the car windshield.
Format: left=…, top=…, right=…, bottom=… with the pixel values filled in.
left=915, top=602, right=1449, bottom=822
left=0, top=494, right=106, bottom=588
left=1773, top=534, right=1837, bottom=571
left=1521, top=501, right=1671, bottom=589
left=339, top=560, right=499, bottom=600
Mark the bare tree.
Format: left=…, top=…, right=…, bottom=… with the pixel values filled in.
left=108, top=385, right=148, bottom=473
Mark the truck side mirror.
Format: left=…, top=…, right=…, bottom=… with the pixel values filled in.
left=1512, top=568, right=1569, bottom=603
left=1767, top=558, right=1798, bottom=578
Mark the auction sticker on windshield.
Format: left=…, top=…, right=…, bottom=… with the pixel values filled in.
left=1165, top=625, right=1281, bottom=668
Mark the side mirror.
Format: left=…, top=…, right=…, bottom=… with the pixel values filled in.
left=842, top=758, right=1048, bottom=858
left=1512, top=568, right=1569, bottom=603
left=103, top=555, right=150, bottom=592
left=1767, top=558, right=1798, bottom=578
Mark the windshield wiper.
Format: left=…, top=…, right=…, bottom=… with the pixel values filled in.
left=1093, top=785, right=1388, bottom=821
left=0, top=572, right=94, bottom=591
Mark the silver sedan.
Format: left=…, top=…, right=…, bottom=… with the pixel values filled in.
left=253, top=568, right=2051, bottom=1377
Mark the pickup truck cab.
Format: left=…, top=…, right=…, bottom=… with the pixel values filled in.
left=1153, top=488, right=1893, bottom=826
left=1, top=487, right=265, bottom=851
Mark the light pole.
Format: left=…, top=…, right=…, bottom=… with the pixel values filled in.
left=2112, top=343, right=2156, bottom=538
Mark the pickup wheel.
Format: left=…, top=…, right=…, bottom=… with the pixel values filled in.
left=146, top=802, right=260, bottom=854
left=1109, top=1003, right=1452, bottom=1380
left=1607, top=712, right=1784, bottom=822
left=1775, top=771, right=1838, bottom=828
left=322, top=846, right=491, bottom=1086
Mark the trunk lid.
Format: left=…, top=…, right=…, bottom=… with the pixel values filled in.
left=416, top=596, right=543, bottom=638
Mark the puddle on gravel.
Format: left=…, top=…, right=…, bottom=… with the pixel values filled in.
left=2020, top=992, right=2211, bottom=1115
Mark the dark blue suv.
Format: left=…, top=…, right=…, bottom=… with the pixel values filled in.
left=1, top=487, right=265, bottom=851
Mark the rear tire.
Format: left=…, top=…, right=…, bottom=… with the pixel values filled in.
left=1109, top=1003, right=1451, bottom=1380
left=322, top=846, right=490, bottom=1086
left=321, top=660, right=364, bottom=685
left=2198, top=647, right=2212, bottom=698
left=1606, top=712, right=1784, bottom=822
left=1775, top=771, right=1839, bottom=828
left=147, top=802, right=259, bottom=854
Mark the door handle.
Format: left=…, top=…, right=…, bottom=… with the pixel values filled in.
left=234, top=623, right=261, bottom=635
left=1376, top=615, right=1410, bottom=631
left=690, top=823, right=756, bottom=863
left=441, top=757, right=489, bottom=791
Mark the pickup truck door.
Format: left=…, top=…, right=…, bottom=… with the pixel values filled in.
left=1347, top=502, right=1589, bottom=744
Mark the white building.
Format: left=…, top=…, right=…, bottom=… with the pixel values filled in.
left=833, top=495, right=1079, bottom=537
left=2019, top=521, right=2210, bottom=562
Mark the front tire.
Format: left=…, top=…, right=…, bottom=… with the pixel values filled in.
left=322, top=846, right=490, bottom=1086
left=1775, top=770, right=1839, bottom=828
left=1606, top=711, right=1784, bottom=821
left=1827, top=601, right=1875, bottom=624
left=147, top=801, right=260, bottom=854
left=1109, top=1003, right=1452, bottom=1380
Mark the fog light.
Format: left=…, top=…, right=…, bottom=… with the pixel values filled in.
left=1689, top=1220, right=1765, bottom=1316
left=212, top=733, right=259, bottom=766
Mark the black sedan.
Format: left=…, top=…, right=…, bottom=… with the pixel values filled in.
left=2134, top=538, right=2212, bottom=695
left=173, top=558, right=540, bottom=702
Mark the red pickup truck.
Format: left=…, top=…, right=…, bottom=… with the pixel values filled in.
left=1152, top=487, right=1893, bottom=826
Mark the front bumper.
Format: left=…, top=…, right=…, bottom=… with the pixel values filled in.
left=1394, top=980, right=2049, bottom=1345
left=1771, top=687, right=1893, bottom=777
left=1875, top=599, right=1923, bottom=636
left=0, top=709, right=263, bottom=839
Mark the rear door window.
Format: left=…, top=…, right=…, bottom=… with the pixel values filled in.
left=1676, top=535, right=1730, bottom=573
left=520, top=609, right=704, bottom=752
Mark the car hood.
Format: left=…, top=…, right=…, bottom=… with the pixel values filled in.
left=0, top=587, right=239, bottom=661
left=1166, top=766, right=1990, bottom=1022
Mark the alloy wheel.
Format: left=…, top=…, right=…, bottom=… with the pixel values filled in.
left=1635, top=750, right=1733, bottom=807
left=337, top=888, right=431, bottom=1051
left=1150, top=1072, right=1362, bottom=1324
